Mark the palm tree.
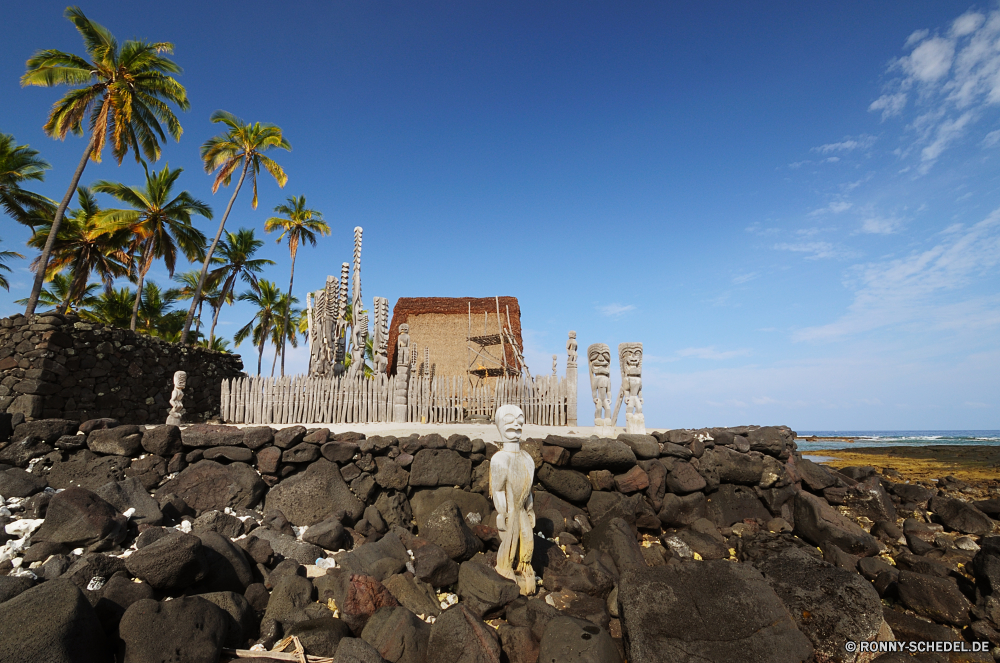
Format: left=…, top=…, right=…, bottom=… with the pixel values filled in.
left=26, top=187, right=131, bottom=312
left=20, top=6, right=189, bottom=316
left=15, top=272, right=98, bottom=311
left=265, top=195, right=329, bottom=376
left=180, top=111, right=290, bottom=343
left=0, top=133, right=54, bottom=229
left=205, top=228, right=273, bottom=345
left=268, top=294, right=302, bottom=377
left=94, top=165, right=210, bottom=331
left=174, top=269, right=222, bottom=336
left=234, top=280, right=284, bottom=376
left=136, top=280, right=185, bottom=339
left=81, top=285, right=135, bottom=328
left=0, top=238, right=24, bottom=292
left=198, top=336, right=231, bottom=352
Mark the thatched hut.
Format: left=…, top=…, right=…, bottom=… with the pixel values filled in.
left=386, top=297, right=523, bottom=378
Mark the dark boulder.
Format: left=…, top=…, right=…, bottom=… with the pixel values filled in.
left=744, top=536, right=884, bottom=661
left=155, top=460, right=266, bottom=515
left=618, top=561, right=813, bottom=663
left=746, top=426, right=789, bottom=457
left=411, top=487, right=491, bottom=531
left=204, top=445, right=254, bottom=462
left=274, top=425, right=307, bottom=449
left=793, top=491, right=881, bottom=556
left=896, top=570, right=972, bottom=627
left=12, top=418, right=78, bottom=442
left=191, top=530, right=255, bottom=594
left=119, top=597, right=229, bottom=663
left=32, top=486, right=127, bottom=550
left=263, top=573, right=316, bottom=627
left=582, top=516, right=647, bottom=574
left=617, top=434, right=660, bottom=459
left=706, top=484, right=771, bottom=527
left=929, top=495, right=995, bottom=536
left=334, top=531, right=410, bottom=581
left=265, top=458, right=365, bottom=526
left=658, top=492, right=708, bottom=527
left=141, top=425, right=182, bottom=456
left=409, top=449, right=472, bottom=487
left=421, top=500, right=482, bottom=561
left=283, top=442, right=320, bottom=463
left=90, top=573, right=155, bottom=637
left=181, top=423, right=245, bottom=448
left=44, top=449, right=130, bottom=490
left=538, top=616, right=621, bottom=663
left=0, top=435, right=52, bottom=467
left=95, top=476, right=163, bottom=526
left=665, top=461, right=706, bottom=494
left=199, top=590, right=258, bottom=648
left=87, top=425, right=142, bottom=456
left=458, top=555, right=521, bottom=617
left=287, top=616, right=353, bottom=657
left=373, top=456, right=409, bottom=490
left=304, top=515, right=350, bottom=551
left=971, top=536, right=1000, bottom=596
left=428, top=604, right=501, bottom=662
left=570, top=439, right=637, bottom=474
left=322, top=441, right=360, bottom=463
left=538, top=463, right=592, bottom=503
left=125, top=531, right=207, bottom=590
left=0, top=579, right=109, bottom=663
left=0, top=467, right=47, bottom=498
left=361, top=606, right=430, bottom=663
left=244, top=426, right=274, bottom=450
left=249, top=527, right=325, bottom=565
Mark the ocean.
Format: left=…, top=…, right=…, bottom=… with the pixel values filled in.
left=796, top=431, right=1000, bottom=452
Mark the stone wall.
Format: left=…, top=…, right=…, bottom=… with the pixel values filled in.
left=0, top=311, right=244, bottom=423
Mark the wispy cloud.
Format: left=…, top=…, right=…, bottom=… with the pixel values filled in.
left=858, top=215, right=905, bottom=235
left=597, top=303, right=635, bottom=317
left=794, top=208, right=1000, bottom=341
left=808, top=201, right=853, bottom=216
left=732, top=272, right=758, bottom=285
left=773, top=241, right=842, bottom=260
left=812, top=135, right=876, bottom=154
left=869, top=9, right=1000, bottom=170
left=677, top=346, right=751, bottom=360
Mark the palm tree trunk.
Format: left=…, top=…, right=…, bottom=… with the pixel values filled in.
left=25, top=135, right=95, bottom=317
left=208, top=276, right=234, bottom=345
left=257, top=338, right=265, bottom=376
left=281, top=248, right=297, bottom=377
left=271, top=343, right=279, bottom=377
left=130, top=243, right=153, bottom=332
left=58, top=266, right=87, bottom=315
left=180, top=160, right=249, bottom=344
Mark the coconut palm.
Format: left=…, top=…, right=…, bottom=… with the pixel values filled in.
left=20, top=6, right=189, bottom=316
left=93, top=165, right=210, bottom=331
left=198, top=336, right=231, bottom=352
left=81, top=286, right=135, bottom=328
left=180, top=111, right=290, bottom=343
left=0, top=133, right=54, bottom=229
left=26, top=187, right=131, bottom=311
left=265, top=195, right=329, bottom=376
left=234, top=280, right=284, bottom=376
left=267, top=294, right=301, bottom=377
left=0, top=238, right=24, bottom=292
left=205, top=228, right=273, bottom=345
left=15, top=272, right=99, bottom=311
left=174, top=269, right=223, bottom=336
left=136, top=280, right=185, bottom=339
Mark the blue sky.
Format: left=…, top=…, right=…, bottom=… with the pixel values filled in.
left=2, top=2, right=999, bottom=430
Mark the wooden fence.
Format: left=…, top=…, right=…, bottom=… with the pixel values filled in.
left=220, top=373, right=572, bottom=425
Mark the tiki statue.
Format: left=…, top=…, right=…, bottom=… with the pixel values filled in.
left=490, top=404, right=536, bottom=595
left=587, top=343, right=613, bottom=429
left=166, top=371, right=186, bottom=426
left=612, top=342, right=644, bottom=435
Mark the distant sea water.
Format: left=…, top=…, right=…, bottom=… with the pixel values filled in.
left=796, top=431, right=1000, bottom=452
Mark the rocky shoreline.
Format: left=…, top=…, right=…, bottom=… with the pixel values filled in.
left=0, top=419, right=997, bottom=662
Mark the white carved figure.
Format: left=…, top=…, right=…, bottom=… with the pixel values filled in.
left=393, top=323, right=411, bottom=422
left=373, top=296, right=389, bottom=374
left=552, top=355, right=558, bottom=377
left=334, top=263, right=349, bottom=376
left=587, top=343, right=613, bottom=434
left=566, top=331, right=577, bottom=368
left=166, top=371, right=186, bottom=425
left=490, top=404, right=536, bottom=595
left=348, top=313, right=368, bottom=379
left=612, top=342, right=645, bottom=435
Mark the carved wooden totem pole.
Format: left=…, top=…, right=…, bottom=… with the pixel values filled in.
left=612, top=342, right=644, bottom=435
left=587, top=343, right=614, bottom=436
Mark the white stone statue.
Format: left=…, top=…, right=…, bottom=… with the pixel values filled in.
left=552, top=355, right=558, bottom=377
left=393, top=323, right=411, bottom=422
left=566, top=331, right=577, bottom=368
left=490, top=404, right=536, bottom=595
left=588, top=343, right=613, bottom=435
left=166, top=371, right=186, bottom=426
left=612, top=342, right=644, bottom=435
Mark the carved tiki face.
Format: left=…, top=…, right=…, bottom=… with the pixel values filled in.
left=619, top=343, right=643, bottom=376
left=588, top=343, right=611, bottom=376
left=494, top=404, right=525, bottom=443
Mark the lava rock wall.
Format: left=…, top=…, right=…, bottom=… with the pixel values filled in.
left=0, top=312, right=244, bottom=423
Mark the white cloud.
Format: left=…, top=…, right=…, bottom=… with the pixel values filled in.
left=676, top=346, right=750, bottom=360
left=951, top=12, right=985, bottom=38
left=597, top=303, right=635, bottom=317
left=858, top=215, right=904, bottom=235
left=812, top=135, right=876, bottom=154
left=982, top=129, right=1000, bottom=147
left=773, top=241, right=841, bottom=260
left=869, top=93, right=908, bottom=119
left=794, top=209, right=1000, bottom=341
left=809, top=201, right=853, bottom=216
left=732, top=272, right=759, bottom=285
left=871, top=9, right=1000, bottom=169
left=905, top=37, right=955, bottom=82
